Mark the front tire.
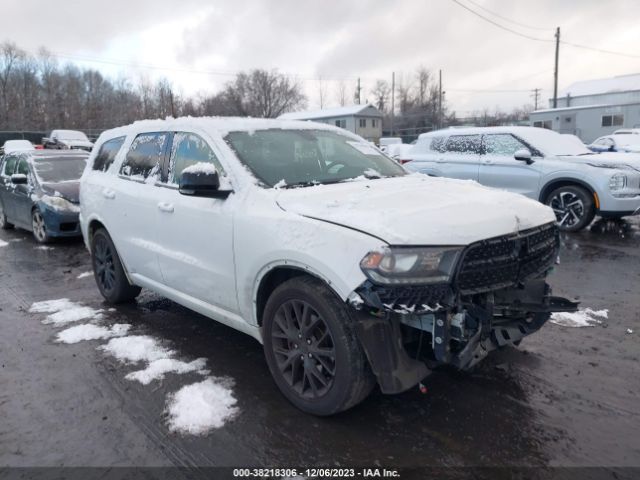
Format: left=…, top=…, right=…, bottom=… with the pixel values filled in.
left=545, top=185, right=595, bottom=232
left=31, top=208, right=50, bottom=243
left=0, top=201, right=13, bottom=229
left=263, top=276, right=375, bottom=416
left=90, top=228, right=141, bottom=303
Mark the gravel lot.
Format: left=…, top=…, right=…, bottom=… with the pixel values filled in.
left=1, top=219, right=639, bottom=476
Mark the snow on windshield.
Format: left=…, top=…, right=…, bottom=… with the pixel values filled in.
left=521, top=128, right=591, bottom=156
left=225, top=129, right=405, bottom=187
left=33, top=157, right=87, bottom=183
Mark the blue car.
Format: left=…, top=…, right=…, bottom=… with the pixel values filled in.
left=0, top=150, right=88, bottom=243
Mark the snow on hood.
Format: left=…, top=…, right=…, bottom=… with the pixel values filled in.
left=557, top=151, right=640, bottom=171
left=41, top=182, right=80, bottom=203
left=275, top=175, right=555, bottom=245
left=61, top=139, right=94, bottom=148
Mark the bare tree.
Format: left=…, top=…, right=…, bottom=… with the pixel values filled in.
left=335, top=79, right=347, bottom=106
left=317, top=75, right=328, bottom=109
left=371, top=80, right=390, bottom=112
left=217, top=69, right=306, bottom=118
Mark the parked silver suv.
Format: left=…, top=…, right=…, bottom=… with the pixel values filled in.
left=404, top=127, right=640, bottom=231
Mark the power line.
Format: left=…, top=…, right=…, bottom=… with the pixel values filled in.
left=452, top=0, right=640, bottom=60
left=465, top=0, right=553, bottom=31
left=450, top=0, right=552, bottom=42
left=560, top=40, right=640, bottom=59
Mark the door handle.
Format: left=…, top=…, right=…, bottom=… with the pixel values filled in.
left=436, top=158, right=445, bottom=163
left=482, top=159, right=494, bottom=165
left=102, top=189, right=115, bottom=199
left=157, top=202, right=174, bottom=213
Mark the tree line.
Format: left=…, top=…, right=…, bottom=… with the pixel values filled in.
left=0, top=41, right=531, bottom=139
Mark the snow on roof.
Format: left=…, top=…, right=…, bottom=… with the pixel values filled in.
left=278, top=104, right=382, bottom=120
left=559, top=73, right=640, bottom=98
left=98, top=116, right=357, bottom=141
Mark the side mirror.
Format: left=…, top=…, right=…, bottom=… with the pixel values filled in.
left=178, top=169, right=232, bottom=199
left=11, top=173, right=28, bottom=185
left=514, top=149, right=534, bottom=164
left=609, top=145, right=615, bottom=152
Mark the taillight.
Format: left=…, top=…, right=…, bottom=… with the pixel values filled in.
left=399, top=158, right=412, bottom=165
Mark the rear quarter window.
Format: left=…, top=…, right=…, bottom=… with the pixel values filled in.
left=93, top=136, right=126, bottom=172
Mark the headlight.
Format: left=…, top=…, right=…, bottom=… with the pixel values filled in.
left=360, top=247, right=462, bottom=285
left=609, top=173, right=627, bottom=191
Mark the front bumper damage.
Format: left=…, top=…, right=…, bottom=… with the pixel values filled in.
left=349, top=223, right=579, bottom=394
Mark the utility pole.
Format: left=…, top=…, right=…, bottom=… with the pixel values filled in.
left=553, top=27, right=560, bottom=108
left=531, top=88, right=541, bottom=110
left=390, top=72, right=395, bottom=136
left=356, top=78, right=361, bottom=105
left=438, top=69, right=443, bottom=129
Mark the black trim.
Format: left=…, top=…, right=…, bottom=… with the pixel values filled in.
left=599, top=210, right=638, bottom=217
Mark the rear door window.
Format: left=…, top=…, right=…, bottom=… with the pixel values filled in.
left=120, top=132, right=168, bottom=180
left=16, top=158, right=30, bottom=176
left=445, top=135, right=481, bottom=154
left=93, top=136, right=126, bottom=172
left=168, top=132, right=224, bottom=184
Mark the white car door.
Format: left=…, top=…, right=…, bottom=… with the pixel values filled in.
left=437, top=134, right=481, bottom=181
left=110, top=131, right=170, bottom=281
left=154, top=131, right=238, bottom=314
left=478, top=133, right=542, bottom=199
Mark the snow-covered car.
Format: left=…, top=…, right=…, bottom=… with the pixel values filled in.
left=0, top=150, right=87, bottom=242
left=378, top=137, right=402, bottom=153
left=404, top=126, right=640, bottom=232
left=385, top=143, right=414, bottom=161
left=80, top=117, right=577, bottom=415
left=1, top=139, right=35, bottom=154
left=588, top=135, right=640, bottom=153
left=43, top=130, right=94, bottom=151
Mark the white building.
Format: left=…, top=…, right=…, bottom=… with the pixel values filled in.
left=529, top=73, right=640, bottom=143
left=279, top=104, right=383, bottom=143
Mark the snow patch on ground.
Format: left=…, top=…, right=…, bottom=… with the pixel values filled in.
left=0, top=239, right=8, bottom=247
left=56, top=323, right=131, bottom=344
left=126, top=358, right=209, bottom=385
left=35, top=245, right=53, bottom=250
left=76, top=271, right=92, bottom=279
left=30, top=298, right=77, bottom=313
left=550, top=308, right=608, bottom=328
left=100, top=335, right=174, bottom=363
left=165, top=377, right=238, bottom=435
left=30, top=299, right=103, bottom=325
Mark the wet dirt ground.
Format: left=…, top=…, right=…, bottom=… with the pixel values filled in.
left=0, top=219, right=639, bottom=475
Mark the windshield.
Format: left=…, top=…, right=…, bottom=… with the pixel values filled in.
left=33, top=157, right=87, bottom=183
left=522, top=128, right=592, bottom=156
left=55, top=130, right=89, bottom=142
left=225, top=129, right=406, bottom=187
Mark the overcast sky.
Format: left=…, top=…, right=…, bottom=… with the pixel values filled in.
left=4, top=0, right=640, bottom=116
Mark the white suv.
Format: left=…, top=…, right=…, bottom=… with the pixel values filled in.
left=404, top=127, right=640, bottom=231
left=80, top=118, right=577, bottom=415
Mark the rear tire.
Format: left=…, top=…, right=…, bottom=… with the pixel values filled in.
left=0, top=201, right=13, bottom=229
left=545, top=185, right=595, bottom=232
left=90, top=228, right=141, bottom=303
left=263, top=276, right=375, bottom=416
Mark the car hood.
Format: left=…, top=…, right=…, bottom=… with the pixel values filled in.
left=558, top=152, right=640, bottom=171
left=41, top=182, right=80, bottom=203
left=60, top=139, right=94, bottom=149
left=275, top=175, right=556, bottom=245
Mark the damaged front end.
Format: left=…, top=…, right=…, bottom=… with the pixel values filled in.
left=349, top=222, right=579, bottom=394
